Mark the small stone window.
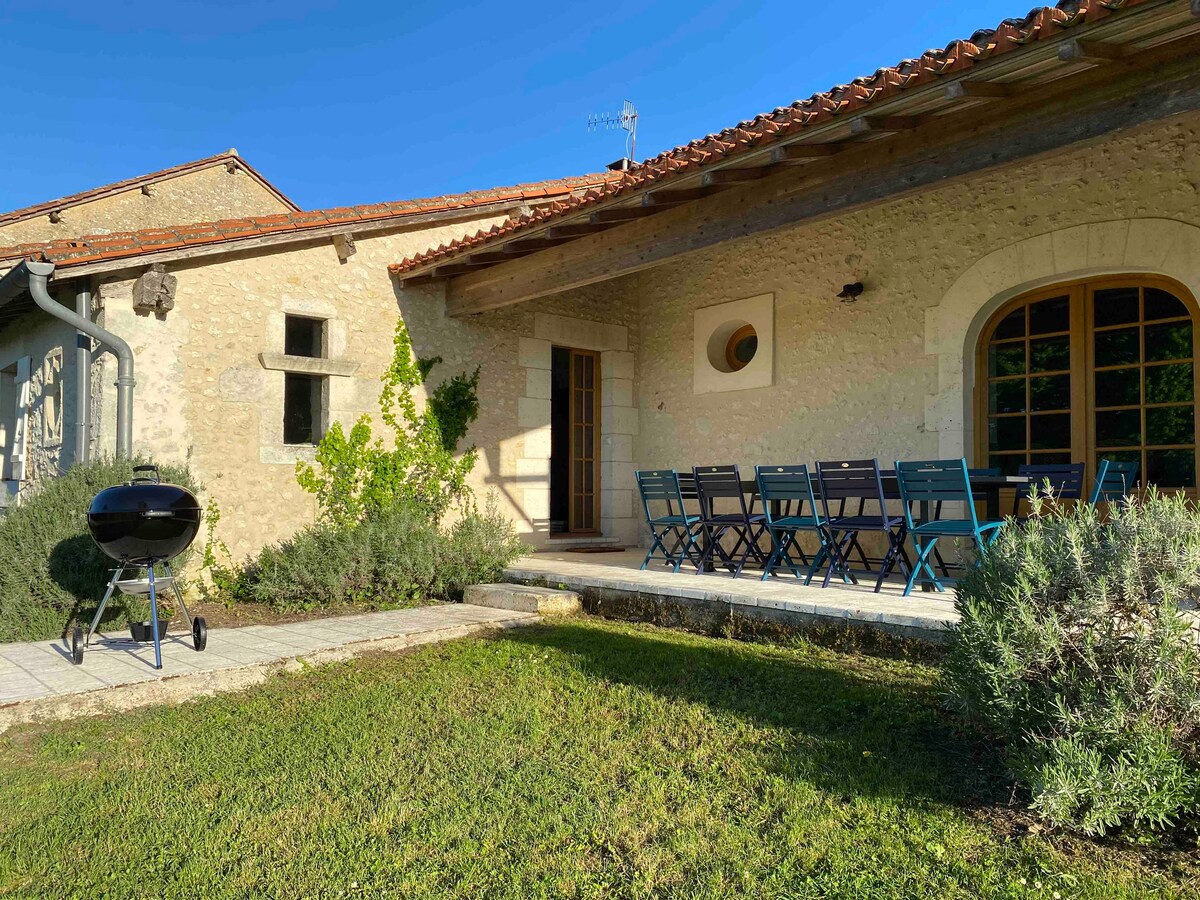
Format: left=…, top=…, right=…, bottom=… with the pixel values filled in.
left=282, top=315, right=327, bottom=445
left=285, top=315, right=324, bottom=358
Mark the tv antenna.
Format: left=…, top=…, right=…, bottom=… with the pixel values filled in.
left=588, top=100, right=638, bottom=167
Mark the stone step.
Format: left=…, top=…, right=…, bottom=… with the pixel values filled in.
left=464, top=583, right=582, bottom=616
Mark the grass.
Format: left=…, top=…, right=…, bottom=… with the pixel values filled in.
left=0, top=619, right=1194, bottom=898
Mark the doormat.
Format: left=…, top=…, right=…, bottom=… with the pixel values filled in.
left=562, top=546, right=626, bottom=553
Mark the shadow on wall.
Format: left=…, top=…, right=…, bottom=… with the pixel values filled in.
left=497, top=621, right=1009, bottom=808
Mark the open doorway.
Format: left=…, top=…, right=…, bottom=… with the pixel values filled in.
left=549, top=347, right=600, bottom=535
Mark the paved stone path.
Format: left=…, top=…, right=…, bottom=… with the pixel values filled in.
left=506, top=549, right=958, bottom=640
left=0, top=604, right=536, bottom=712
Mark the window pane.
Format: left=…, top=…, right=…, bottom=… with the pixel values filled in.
left=1095, top=328, right=1140, bottom=368
left=1029, top=295, right=1069, bottom=335
left=1093, top=287, right=1140, bottom=327
left=993, top=308, right=1025, bottom=341
left=988, top=454, right=1023, bottom=476
left=1094, top=368, right=1140, bottom=408
left=988, top=379, right=1025, bottom=415
left=1030, top=375, right=1069, bottom=412
left=1144, top=321, right=1192, bottom=363
left=989, top=343, right=1026, bottom=377
left=1096, top=409, right=1141, bottom=447
left=1145, top=363, right=1193, bottom=405
left=1146, top=449, right=1196, bottom=489
left=1030, top=336, right=1070, bottom=373
left=989, top=416, right=1025, bottom=452
left=1030, top=451, right=1072, bottom=466
left=1146, top=405, right=1194, bottom=446
left=1030, top=413, right=1070, bottom=450
left=1144, top=287, right=1188, bottom=322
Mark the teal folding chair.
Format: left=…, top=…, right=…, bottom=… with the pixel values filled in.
left=1089, top=459, right=1140, bottom=506
left=636, top=469, right=703, bottom=572
left=754, top=464, right=837, bottom=584
left=894, top=458, right=1005, bottom=597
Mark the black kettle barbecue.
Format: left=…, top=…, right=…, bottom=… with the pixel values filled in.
left=73, top=464, right=207, bottom=670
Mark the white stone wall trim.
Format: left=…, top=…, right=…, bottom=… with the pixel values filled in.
left=258, top=352, right=360, bottom=377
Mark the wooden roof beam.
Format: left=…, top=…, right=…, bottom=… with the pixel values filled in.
left=945, top=81, right=1014, bottom=101
left=701, top=168, right=771, bottom=188
left=642, top=186, right=713, bottom=206
left=589, top=206, right=658, bottom=225
left=1057, top=39, right=1132, bottom=64
left=850, top=115, right=922, bottom=135
left=770, top=143, right=843, bottom=165
left=545, top=222, right=611, bottom=239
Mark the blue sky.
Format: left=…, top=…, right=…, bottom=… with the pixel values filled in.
left=1, top=0, right=1022, bottom=214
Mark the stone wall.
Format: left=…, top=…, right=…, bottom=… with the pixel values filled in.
left=86, top=214, right=640, bottom=560
left=0, top=165, right=292, bottom=246
left=630, top=113, right=1200, bottom=484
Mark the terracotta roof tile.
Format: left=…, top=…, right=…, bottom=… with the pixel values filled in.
left=0, top=173, right=615, bottom=270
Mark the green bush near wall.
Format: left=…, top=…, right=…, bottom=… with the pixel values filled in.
left=234, top=497, right=525, bottom=611
left=0, top=457, right=198, bottom=643
left=946, top=491, right=1200, bottom=837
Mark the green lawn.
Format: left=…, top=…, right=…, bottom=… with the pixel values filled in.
left=0, top=619, right=1192, bottom=898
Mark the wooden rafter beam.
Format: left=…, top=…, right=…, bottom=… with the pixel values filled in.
left=700, top=168, right=771, bottom=188
left=770, top=143, right=842, bottom=164
left=1057, top=39, right=1132, bottom=63
left=589, top=206, right=658, bottom=225
left=944, top=81, right=1014, bottom=101
left=545, top=222, right=610, bottom=239
left=503, top=238, right=557, bottom=253
left=849, top=115, right=922, bottom=135
left=642, top=186, right=713, bottom=206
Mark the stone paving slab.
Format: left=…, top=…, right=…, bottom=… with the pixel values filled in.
left=0, top=603, right=538, bottom=725
left=506, top=550, right=958, bottom=641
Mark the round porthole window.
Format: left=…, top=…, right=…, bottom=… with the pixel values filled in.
left=724, top=324, right=758, bottom=371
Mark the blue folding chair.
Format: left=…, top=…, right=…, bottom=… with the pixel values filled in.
left=1014, top=463, right=1085, bottom=518
left=815, top=459, right=908, bottom=592
left=693, top=464, right=767, bottom=577
left=755, top=464, right=834, bottom=584
left=636, top=470, right=703, bottom=572
left=894, top=458, right=1005, bottom=597
left=1089, top=459, right=1140, bottom=506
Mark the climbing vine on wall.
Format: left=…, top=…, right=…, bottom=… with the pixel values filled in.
left=295, top=320, right=481, bottom=525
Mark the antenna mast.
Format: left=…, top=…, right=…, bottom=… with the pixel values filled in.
left=588, top=100, right=638, bottom=168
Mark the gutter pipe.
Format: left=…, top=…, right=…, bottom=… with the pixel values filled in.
left=75, top=285, right=91, bottom=465
left=0, top=260, right=135, bottom=457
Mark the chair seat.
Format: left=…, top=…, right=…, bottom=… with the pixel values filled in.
left=767, top=515, right=824, bottom=529
left=703, top=513, right=766, bottom=525
left=910, top=519, right=1004, bottom=537
left=826, top=515, right=904, bottom=531
left=649, top=514, right=700, bottom=526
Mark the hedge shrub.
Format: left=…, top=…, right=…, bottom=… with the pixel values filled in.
left=946, top=491, right=1200, bottom=836
left=236, top=497, right=524, bottom=611
left=0, top=457, right=198, bottom=643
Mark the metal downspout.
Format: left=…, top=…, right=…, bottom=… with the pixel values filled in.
left=75, top=284, right=91, bottom=465
left=4, top=260, right=135, bottom=457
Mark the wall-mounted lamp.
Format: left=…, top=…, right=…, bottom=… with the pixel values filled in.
left=836, top=282, right=865, bottom=302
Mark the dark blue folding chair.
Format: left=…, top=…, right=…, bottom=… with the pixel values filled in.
left=895, top=458, right=1005, bottom=597
left=755, top=464, right=833, bottom=584
left=815, top=459, right=908, bottom=592
left=636, top=470, right=703, bottom=572
left=1014, top=462, right=1085, bottom=518
left=693, top=465, right=767, bottom=577
left=1089, top=459, right=1140, bottom=506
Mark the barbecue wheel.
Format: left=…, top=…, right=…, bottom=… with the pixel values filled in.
left=71, top=625, right=84, bottom=665
left=192, top=616, right=207, bottom=652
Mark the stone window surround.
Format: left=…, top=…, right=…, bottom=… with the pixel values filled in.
left=924, top=218, right=1200, bottom=460
left=693, top=293, right=775, bottom=394
left=516, top=312, right=638, bottom=544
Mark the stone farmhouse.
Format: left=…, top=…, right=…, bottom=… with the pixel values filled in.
left=1, top=0, right=1199, bottom=561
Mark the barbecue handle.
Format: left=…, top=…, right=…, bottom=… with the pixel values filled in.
left=140, top=510, right=176, bottom=519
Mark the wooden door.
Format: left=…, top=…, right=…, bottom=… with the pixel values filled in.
left=568, top=350, right=600, bottom=533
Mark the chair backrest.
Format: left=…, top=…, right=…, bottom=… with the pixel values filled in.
left=693, top=465, right=751, bottom=520
left=894, top=458, right=978, bottom=530
left=755, top=464, right=819, bottom=525
left=816, top=459, right=889, bottom=525
left=1089, top=459, right=1140, bottom=505
left=1016, top=462, right=1086, bottom=509
left=636, top=470, right=687, bottom=523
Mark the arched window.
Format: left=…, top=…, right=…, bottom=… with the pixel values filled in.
left=975, top=276, right=1199, bottom=489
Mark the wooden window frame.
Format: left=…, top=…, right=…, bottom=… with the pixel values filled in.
left=724, top=324, right=758, bottom=372
left=973, top=274, right=1200, bottom=492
